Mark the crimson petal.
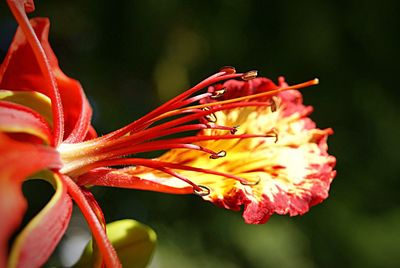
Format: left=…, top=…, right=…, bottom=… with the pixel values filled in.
left=0, top=18, right=93, bottom=143
left=0, top=100, right=51, bottom=143
left=0, top=133, right=61, bottom=267
left=8, top=172, right=72, bottom=268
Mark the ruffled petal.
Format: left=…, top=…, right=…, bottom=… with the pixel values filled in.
left=0, top=18, right=92, bottom=142
left=0, top=100, right=51, bottom=144
left=96, top=78, right=336, bottom=224
left=0, top=133, right=62, bottom=267
left=8, top=172, right=72, bottom=268
left=0, top=89, right=52, bottom=125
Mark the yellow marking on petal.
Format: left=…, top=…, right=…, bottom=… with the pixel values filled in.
left=129, top=90, right=333, bottom=214
left=1, top=125, right=50, bottom=144
left=8, top=171, right=71, bottom=267
left=0, top=90, right=53, bottom=126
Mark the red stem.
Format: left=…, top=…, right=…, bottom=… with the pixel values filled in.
left=61, top=175, right=121, bottom=268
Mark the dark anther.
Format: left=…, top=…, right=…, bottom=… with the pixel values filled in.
left=205, top=113, right=217, bottom=123
left=269, top=128, right=279, bottom=143
left=240, top=177, right=261, bottom=186
left=219, top=66, right=236, bottom=74
left=241, top=70, right=258, bottom=81
left=230, top=126, right=239, bottom=134
left=268, top=97, right=278, bottom=112
left=210, top=150, right=227, bottom=159
left=193, top=185, right=211, bottom=196
left=202, top=107, right=217, bottom=123
left=210, top=88, right=226, bottom=99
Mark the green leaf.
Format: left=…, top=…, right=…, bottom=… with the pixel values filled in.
left=75, top=219, right=157, bottom=268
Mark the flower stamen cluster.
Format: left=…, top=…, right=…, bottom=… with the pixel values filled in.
left=59, top=69, right=319, bottom=196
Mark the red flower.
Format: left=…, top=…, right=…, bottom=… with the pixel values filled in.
left=0, top=0, right=336, bottom=267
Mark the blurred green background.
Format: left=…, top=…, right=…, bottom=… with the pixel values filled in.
left=1, top=0, right=400, bottom=267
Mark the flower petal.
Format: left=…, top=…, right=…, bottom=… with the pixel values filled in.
left=99, top=78, right=336, bottom=224
left=0, top=133, right=61, bottom=267
left=8, top=172, right=72, bottom=268
left=77, top=168, right=193, bottom=194
left=0, top=18, right=93, bottom=142
left=0, top=100, right=51, bottom=143
left=0, top=89, right=52, bottom=125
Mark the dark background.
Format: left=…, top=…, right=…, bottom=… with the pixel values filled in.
left=1, top=0, right=400, bottom=267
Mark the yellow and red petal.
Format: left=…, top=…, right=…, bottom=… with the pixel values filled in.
left=91, top=78, right=336, bottom=224
left=8, top=172, right=72, bottom=268
left=0, top=89, right=52, bottom=126
left=0, top=133, right=62, bottom=267
left=0, top=18, right=93, bottom=143
left=0, top=100, right=51, bottom=144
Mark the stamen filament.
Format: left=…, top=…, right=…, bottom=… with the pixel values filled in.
left=168, top=78, right=319, bottom=113
left=100, top=72, right=244, bottom=140
left=177, top=92, right=213, bottom=108
left=59, top=101, right=272, bottom=157
left=75, top=158, right=259, bottom=189
left=61, top=133, right=272, bottom=175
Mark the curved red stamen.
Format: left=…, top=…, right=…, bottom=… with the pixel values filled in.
left=61, top=175, right=121, bottom=268
left=150, top=167, right=204, bottom=193
left=178, top=92, right=213, bottom=107
left=76, top=158, right=259, bottom=189
left=100, top=72, right=244, bottom=140
left=99, top=133, right=269, bottom=158
left=81, top=101, right=269, bottom=151
left=61, top=133, right=271, bottom=176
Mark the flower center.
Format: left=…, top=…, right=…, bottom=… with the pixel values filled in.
left=57, top=68, right=318, bottom=195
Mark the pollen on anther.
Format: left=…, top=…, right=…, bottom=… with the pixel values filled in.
left=240, top=176, right=261, bottom=186
left=193, top=185, right=211, bottom=196
left=202, top=107, right=217, bottom=123
left=269, top=97, right=278, bottom=112
left=242, top=70, right=258, bottom=81
left=210, top=88, right=226, bottom=99
left=230, top=126, right=239, bottom=134
left=210, top=150, right=227, bottom=159
left=269, top=128, right=279, bottom=143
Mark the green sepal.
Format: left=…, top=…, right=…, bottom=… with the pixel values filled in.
left=75, top=219, right=157, bottom=268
